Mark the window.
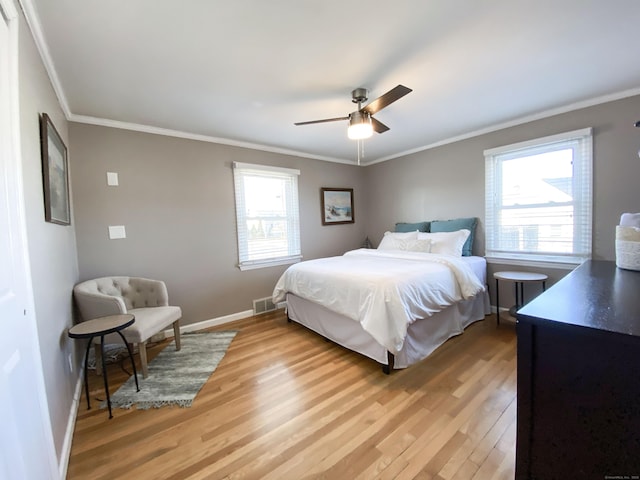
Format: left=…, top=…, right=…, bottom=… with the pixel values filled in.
left=233, top=162, right=301, bottom=270
left=485, top=128, right=592, bottom=266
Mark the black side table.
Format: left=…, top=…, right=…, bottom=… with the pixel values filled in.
left=68, top=314, right=140, bottom=419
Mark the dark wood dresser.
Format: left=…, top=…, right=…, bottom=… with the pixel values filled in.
left=516, top=260, right=640, bottom=479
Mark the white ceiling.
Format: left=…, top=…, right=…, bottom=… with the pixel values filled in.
left=26, top=0, right=640, bottom=165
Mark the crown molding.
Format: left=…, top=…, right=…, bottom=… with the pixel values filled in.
left=69, top=114, right=356, bottom=165
left=19, top=0, right=71, bottom=118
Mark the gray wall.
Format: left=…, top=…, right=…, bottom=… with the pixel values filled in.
left=363, top=94, right=640, bottom=306
left=17, top=4, right=80, bottom=464
left=69, top=124, right=367, bottom=326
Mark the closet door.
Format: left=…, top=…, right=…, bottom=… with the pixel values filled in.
left=0, top=2, right=58, bottom=478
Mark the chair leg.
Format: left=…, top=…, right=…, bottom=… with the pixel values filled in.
left=94, top=343, right=103, bottom=376
left=173, top=320, right=181, bottom=351
left=139, top=341, right=149, bottom=378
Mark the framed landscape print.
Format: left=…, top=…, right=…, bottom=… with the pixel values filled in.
left=321, top=187, right=354, bottom=225
left=40, top=113, right=70, bottom=225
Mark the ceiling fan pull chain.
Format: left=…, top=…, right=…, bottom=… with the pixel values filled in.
left=357, top=139, right=364, bottom=166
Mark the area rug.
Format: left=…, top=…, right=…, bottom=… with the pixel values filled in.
left=102, top=331, right=237, bottom=410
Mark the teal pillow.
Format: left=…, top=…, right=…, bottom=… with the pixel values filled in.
left=430, top=217, right=477, bottom=256
left=395, top=221, right=430, bottom=233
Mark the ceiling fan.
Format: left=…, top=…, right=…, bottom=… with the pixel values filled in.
left=294, top=85, right=413, bottom=140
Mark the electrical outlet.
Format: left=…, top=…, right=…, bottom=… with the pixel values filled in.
left=68, top=354, right=73, bottom=373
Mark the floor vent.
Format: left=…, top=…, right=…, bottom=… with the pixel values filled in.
left=253, top=297, right=280, bottom=315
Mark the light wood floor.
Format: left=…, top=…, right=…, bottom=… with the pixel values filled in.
left=67, top=311, right=517, bottom=480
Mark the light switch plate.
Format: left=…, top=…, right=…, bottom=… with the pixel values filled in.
left=107, top=172, right=119, bottom=186
left=108, top=225, right=126, bottom=239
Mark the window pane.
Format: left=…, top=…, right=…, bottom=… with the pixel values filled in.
left=499, top=206, right=574, bottom=254
left=499, top=148, right=574, bottom=254
left=246, top=218, right=289, bottom=259
left=244, top=176, right=286, bottom=218
left=502, top=149, right=573, bottom=207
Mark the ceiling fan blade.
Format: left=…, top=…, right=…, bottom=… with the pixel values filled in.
left=362, top=85, right=412, bottom=115
left=294, top=116, right=349, bottom=126
left=372, top=117, right=390, bottom=134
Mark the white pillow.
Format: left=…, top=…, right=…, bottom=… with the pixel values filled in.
left=378, top=231, right=431, bottom=252
left=406, top=238, right=432, bottom=253
left=418, top=229, right=470, bottom=257
left=384, top=231, right=419, bottom=240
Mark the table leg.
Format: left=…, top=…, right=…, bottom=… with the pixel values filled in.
left=83, top=338, right=92, bottom=410
left=116, top=331, right=140, bottom=392
left=99, top=335, right=113, bottom=419
left=495, top=278, right=500, bottom=326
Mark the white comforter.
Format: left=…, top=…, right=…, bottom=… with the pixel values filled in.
left=272, top=249, right=484, bottom=354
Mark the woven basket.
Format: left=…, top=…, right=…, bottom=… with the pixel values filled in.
left=615, top=225, right=640, bottom=271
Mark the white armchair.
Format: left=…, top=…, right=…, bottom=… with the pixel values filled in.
left=73, top=276, right=182, bottom=378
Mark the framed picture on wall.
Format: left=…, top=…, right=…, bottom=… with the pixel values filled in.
left=40, top=113, right=70, bottom=225
left=321, top=187, right=354, bottom=225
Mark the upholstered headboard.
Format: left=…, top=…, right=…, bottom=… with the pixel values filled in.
left=395, top=217, right=478, bottom=256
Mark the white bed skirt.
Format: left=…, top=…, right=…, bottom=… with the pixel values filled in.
left=286, top=289, right=491, bottom=369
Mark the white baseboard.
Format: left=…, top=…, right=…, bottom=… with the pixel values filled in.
left=162, top=309, right=255, bottom=337
left=59, top=364, right=84, bottom=479
left=492, top=305, right=517, bottom=324
left=490, top=305, right=514, bottom=314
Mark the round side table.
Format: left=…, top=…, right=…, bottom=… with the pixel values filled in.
left=493, top=271, right=548, bottom=326
left=68, top=314, right=140, bottom=419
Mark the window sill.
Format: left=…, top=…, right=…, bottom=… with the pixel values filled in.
left=238, top=256, right=302, bottom=271
left=486, top=256, right=583, bottom=270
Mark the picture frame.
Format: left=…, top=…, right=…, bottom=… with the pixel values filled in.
left=40, top=113, right=70, bottom=225
left=321, top=187, right=354, bottom=225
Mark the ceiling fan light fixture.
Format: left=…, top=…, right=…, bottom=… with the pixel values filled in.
left=348, top=111, right=373, bottom=140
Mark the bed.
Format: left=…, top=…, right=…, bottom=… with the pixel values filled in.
left=272, top=229, right=491, bottom=372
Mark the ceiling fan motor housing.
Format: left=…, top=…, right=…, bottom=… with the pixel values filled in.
left=351, top=88, right=368, bottom=104
left=349, top=110, right=371, bottom=125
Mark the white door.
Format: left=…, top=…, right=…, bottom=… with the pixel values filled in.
left=0, top=2, right=58, bottom=478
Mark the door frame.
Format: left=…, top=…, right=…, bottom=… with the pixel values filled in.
left=0, top=0, right=58, bottom=477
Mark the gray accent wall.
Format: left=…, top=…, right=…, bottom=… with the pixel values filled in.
left=17, top=3, right=80, bottom=465
left=69, top=123, right=367, bottom=326
left=363, top=94, right=640, bottom=306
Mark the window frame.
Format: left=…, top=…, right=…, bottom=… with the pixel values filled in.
left=233, top=162, right=302, bottom=271
left=484, top=128, right=593, bottom=267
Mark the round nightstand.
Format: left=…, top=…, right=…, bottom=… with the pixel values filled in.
left=493, top=271, right=548, bottom=325
left=68, top=314, right=140, bottom=418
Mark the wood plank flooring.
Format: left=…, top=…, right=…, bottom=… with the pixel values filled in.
left=67, top=311, right=516, bottom=480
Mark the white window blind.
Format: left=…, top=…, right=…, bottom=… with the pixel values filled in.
left=233, top=162, right=301, bottom=270
left=485, top=128, right=592, bottom=265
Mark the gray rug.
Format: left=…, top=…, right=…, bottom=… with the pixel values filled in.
left=103, top=331, right=237, bottom=410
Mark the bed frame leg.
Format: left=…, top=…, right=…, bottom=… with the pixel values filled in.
left=382, top=351, right=395, bottom=375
